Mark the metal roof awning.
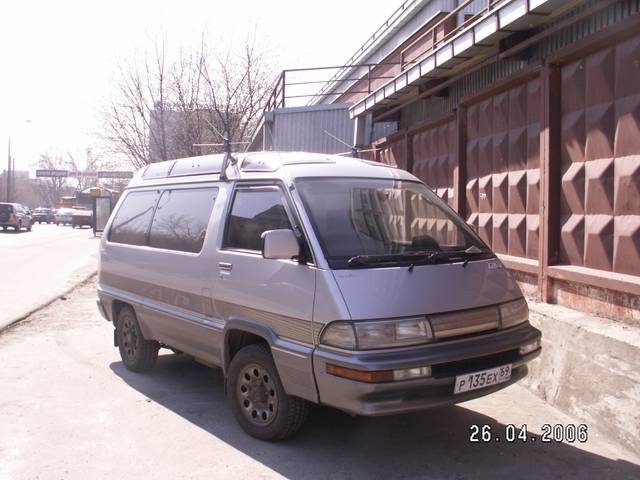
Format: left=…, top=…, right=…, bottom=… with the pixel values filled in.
left=349, top=0, right=579, bottom=120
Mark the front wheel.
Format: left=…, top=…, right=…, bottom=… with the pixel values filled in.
left=228, top=344, right=309, bottom=441
left=115, top=306, right=159, bottom=372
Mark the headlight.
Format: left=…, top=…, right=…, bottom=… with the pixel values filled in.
left=320, top=317, right=433, bottom=350
left=499, top=298, right=529, bottom=328
left=320, top=321, right=356, bottom=349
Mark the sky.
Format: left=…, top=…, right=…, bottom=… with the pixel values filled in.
left=0, top=0, right=397, bottom=175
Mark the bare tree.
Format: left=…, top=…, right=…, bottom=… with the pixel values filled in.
left=66, top=148, right=118, bottom=192
left=198, top=36, right=273, bottom=148
left=102, top=41, right=170, bottom=169
left=102, top=33, right=275, bottom=168
left=34, top=152, right=71, bottom=206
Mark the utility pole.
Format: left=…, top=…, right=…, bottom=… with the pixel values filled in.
left=6, top=138, right=11, bottom=202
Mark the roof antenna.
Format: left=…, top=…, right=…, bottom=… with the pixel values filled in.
left=219, top=136, right=238, bottom=181
left=195, top=119, right=239, bottom=182
left=324, top=130, right=359, bottom=158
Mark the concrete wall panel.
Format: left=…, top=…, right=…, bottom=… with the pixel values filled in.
left=561, top=33, right=640, bottom=276
left=465, top=78, right=541, bottom=260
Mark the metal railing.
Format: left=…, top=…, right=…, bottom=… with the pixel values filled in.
left=263, top=64, right=402, bottom=112
left=400, top=0, right=503, bottom=69
left=262, top=0, right=505, bottom=114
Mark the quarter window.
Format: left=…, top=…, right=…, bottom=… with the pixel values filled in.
left=224, top=188, right=292, bottom=251
left=149, top=188, right=218, bottom=253
left=109, top=190, right=159, bottom=246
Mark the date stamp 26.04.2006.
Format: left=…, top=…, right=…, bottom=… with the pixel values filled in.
left=469, top=424, right=588, bottom=444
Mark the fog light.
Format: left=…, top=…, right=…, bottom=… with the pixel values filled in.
left=392, top=366, right=432, bottom=381
left=519, top=339, right=541, bottom=356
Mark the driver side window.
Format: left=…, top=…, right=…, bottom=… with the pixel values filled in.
left=223, top=187, right=292, bottom=252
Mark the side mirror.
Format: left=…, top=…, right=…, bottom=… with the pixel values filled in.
left=262, top=229, right=300, bottom=260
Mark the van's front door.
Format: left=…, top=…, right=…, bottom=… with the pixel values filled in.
left=212, top=184, right=317, bottom=401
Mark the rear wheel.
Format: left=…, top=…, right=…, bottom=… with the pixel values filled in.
left=27, top=222, right=32, bottom=231
left=228, top=344, right=309, bottom=441
left=115, top=306, right=159, bottom=372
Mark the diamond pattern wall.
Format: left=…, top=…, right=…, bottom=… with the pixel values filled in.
left=465, top=79, right=541, bottom=259
left=560, top=33, right=640, bottom=275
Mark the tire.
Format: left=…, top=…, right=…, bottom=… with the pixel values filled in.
left=27, top=223, right=32, bottom=231
left=228, top=343, right=309, bottom=441
left=115, top=306, right=159, bottom=372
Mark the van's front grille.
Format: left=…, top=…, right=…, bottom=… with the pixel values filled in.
left=431, top=349, right=520, bottom=378
left=429, top=305, right=500, bottom=340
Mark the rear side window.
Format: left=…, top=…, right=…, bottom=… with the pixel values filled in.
left=224, top=188, right=292, bottom=251
left=149, top=188, right=218, bottom=253
left=109, top=190, right=159, bottom=246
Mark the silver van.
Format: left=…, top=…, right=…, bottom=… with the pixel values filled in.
left=97, top=151, right=541, bottom=440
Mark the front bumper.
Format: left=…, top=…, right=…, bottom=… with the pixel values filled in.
left=313, top=322, right=541, bottom=416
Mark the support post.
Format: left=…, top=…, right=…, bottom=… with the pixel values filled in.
left=405, top=132, right=414, bottom=174
left=6, top=138, right=11, bottom=202
left=453, top=106, right=467, bottom=217
left=538, top=64, right=561, bottom=302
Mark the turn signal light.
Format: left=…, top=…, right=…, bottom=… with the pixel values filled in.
left=326, top=364, right=394, bottom=383
left=326, top=364, right=432, bottom=383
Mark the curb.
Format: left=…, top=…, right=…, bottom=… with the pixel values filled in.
left=522, top=302, right=640, bottom=455
left=0, top=270, right=98, bottom=334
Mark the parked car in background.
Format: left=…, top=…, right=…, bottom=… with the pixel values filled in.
left=71, top=207, right=93, bottom=228
left=0, top=203, right=33, bottom=232
left=32, top=207, right=55, bottom=224
left=55, top=208, right=75, bottom=226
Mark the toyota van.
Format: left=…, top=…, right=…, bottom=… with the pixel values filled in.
left=97, top=151, right=542, bottom=440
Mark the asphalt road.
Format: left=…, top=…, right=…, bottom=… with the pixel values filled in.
left=0, top=279, right=638, bottom=480
left=0, top=223, right=99, bottom=330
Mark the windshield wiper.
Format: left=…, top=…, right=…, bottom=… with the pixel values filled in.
left=347, top=250, right=439, bottom=268
left=347, top=246, right=490, bottom=269
left=413, top=245, right=489, bottom=270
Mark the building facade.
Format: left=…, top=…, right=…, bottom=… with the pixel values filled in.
left=280, top=0, right=640, bottom=322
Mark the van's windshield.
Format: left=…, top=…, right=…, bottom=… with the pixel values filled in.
left=296, top=178, right=492, bottom=269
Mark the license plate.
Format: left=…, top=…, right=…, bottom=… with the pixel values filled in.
left=453, top=364, right=512, bottom=394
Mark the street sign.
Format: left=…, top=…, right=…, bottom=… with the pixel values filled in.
left=36, top=169, right=68, bottom=178
left=68, top=171, right=98, bottom=178
left=35, top=170, right=134, bottom=179
left=97, top=171, right=134, bottom=179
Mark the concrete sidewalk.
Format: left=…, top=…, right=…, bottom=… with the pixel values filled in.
left=523, top=299, right=640, bottom=454
left=0, top=279, right=638, bottom=480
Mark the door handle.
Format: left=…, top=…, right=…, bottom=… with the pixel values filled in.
left=218, top=262, right=233, bottom=271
